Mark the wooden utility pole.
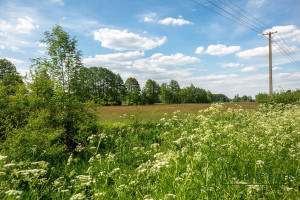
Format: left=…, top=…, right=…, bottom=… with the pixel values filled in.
left=263, top=31, right=277, bottom=98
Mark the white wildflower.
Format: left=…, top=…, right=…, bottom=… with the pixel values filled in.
left=88, top=157, right=94, bottom=163
left=30, top=161, right=49, bottom=169
left=5, top=190, right=23, bottom=196
left=0, top=155, right=7, bottom=161
left=67, top=154, right=73, bottom=166
left=94, top=192, right=106, bottom=197
left=151, top=143, right=160, bottom=149
left=256, top=160, right=264, bottom=166
left=70, top=193, right=86, bottom=200
left=18, top=169, right=47, bottom=177
left=3, top=163, right=15, bottom=168
left=258, top=144, right=266, bottom=149
left=165, top=193, right=176, bottom=198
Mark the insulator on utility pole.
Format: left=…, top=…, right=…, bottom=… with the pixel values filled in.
left=263, top=31, right=277, bottom=98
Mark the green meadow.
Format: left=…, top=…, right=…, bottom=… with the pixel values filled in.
left=1, top=103, right=299, bottom=199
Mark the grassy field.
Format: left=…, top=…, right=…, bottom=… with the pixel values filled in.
left=2, top=102, right=300, bottom=199
left=1, top=103, right=299, bottom=199
left=94, top=102, right=259, bottom=124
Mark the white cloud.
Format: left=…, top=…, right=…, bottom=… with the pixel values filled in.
left=158, top=17, right=193, bottom=26
left=50, top=0, right=64, bottom=6
left=144, top=17, right=155, bottom=22
left=93, top=28, right=167, bottom=51
left=38, top=42, right=47, bottom=47
left=263, top=25, right=300, bottom=43
left=16, top=17, right=38, bottom=34
left=83, top=52, right=200, bottom=84
left=241, top=66, right=257, bottom=72
left=221, top=63, right=243, bottom=68
left=236, top=45, right=299, bottom=59
left=141, top=13, right=157, bottom=22
left=0, top=20, right=12, bottom=33
left=136, top=53, right=200, bottom=68
left=83, top=51, right=144, bottom=67
left=205, top=44, right=241, bottom=56
left=0, top=17, right=38, bottom=35
left=273, top=66, right=282, bottom=70
left=186, top=74, right=239, bottom=82
left=195, top=46, right=204, bottom=55
left=4, top=57, right=25, bottom=64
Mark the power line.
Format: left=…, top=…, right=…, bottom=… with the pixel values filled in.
left=191, top=0, right=300, bottom=66
left=216, top=0, right=265, bottom=32
left=223, top=0, right=300, bottom=65
left=203, top=0, right=264, bottom=33
left=190, top=0, right=261, bottom=34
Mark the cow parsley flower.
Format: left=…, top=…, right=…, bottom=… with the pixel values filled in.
left=70, top=193, right=86, bottom=200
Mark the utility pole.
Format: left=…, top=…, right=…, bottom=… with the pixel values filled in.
left=263, top=31, right=277, bottom=98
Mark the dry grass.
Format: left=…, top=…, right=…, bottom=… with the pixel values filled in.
left=93, top=102, right=259, bottom=124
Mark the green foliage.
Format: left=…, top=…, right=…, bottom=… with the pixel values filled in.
left=1, top=110, right=66, bottom=162
left=213, top=93, right=230, bottom=102
left=0, top=58, right=17, bottom=81
left=180, top=84, right=208, bottom=103
left=255, top=93, right=270, bottom=103
left=256, top=89, right=300, bottom=104
left=0, top=84, right=30, bottom=142
left=142, top=79, right=161, bottom=104
left=0, top=73, right=23, bottom=95
left=124, top=77, right=141, bottom=105
left=74, top=66, right=126, bottom=105
left=233, top=94, right=253, bottom=102
left=160, top=80, right=181, bottom=104
left=31, top=24, right=82, bottom=110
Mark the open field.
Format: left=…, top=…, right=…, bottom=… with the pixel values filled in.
left=94, top=102, right=259, bottom=124
left=1, top=103, right=299, bottom=199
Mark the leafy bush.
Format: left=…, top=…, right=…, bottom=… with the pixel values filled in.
left=256, top=89, right=300, bottom=104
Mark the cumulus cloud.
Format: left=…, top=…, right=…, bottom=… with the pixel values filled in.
left=263, top=25, right=300, bottom=43
left=141, top=13, right=157, bottom=22
left=273, top=66, right=282, bottom=70
left=0, top=20, right=12, bottom=33
left=93, top=28, right=167, bottom=51
left=16, top=17, right=39, bottom=34
left=221, top=63, right=243, bottom=68
left=144, top=17, right=155, bottom=22
left=158, top=17, right=193, bottom=26
left=236, top=45, right=299, bottom=59
left=0, top=17, right=38, bottom=35
left=205, top=44, right=241, bottom=56
left=241, top=66, right=257, bottom=72
left=84, top=52, right=199, bottom=70
left=83, top=52, right=200, bottom=83
left=195, top=46, right=204, bottom=55
left=83, top=51, right=144, bottom=67
left=142, top=14, right=192, bottom=26
left=133, top=53, right=200, bottom=69
left=4, top=57, right=25, bottom=64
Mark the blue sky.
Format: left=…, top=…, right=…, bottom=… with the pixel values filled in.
left=1, top=0, right=300, bottom=98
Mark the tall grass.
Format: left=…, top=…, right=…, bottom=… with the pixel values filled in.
left=0, top=103, right=299, bottom=199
